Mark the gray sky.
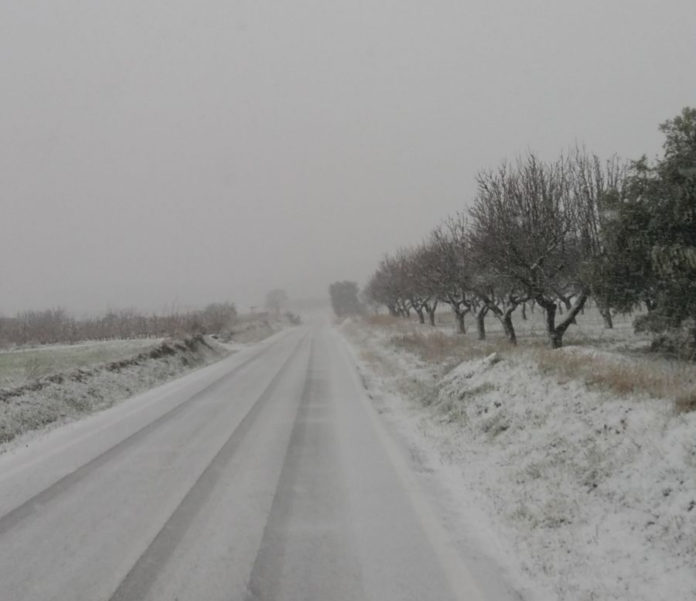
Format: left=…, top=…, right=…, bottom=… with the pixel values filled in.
left=1, top=0, right=694, bottom=315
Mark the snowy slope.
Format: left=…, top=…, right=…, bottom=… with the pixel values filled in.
left=341, top=319, right=696, bottom=601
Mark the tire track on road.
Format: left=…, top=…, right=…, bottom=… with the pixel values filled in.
left=0, top=329, right=303, bottom=537
left=244, top=332, right=365, bottom=601
left=107, top=334, right=312, bottom=601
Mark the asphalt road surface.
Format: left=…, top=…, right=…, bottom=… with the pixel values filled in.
left=0, top=323, right=516, bottom=601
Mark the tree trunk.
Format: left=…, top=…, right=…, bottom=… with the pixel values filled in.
left=502, top=308, right=517, bottom=345
left=549, top=330, right=563, bottom=348
left=415, top=307, right=425, bottom=324
left=477, top=295, right=519, bottom=345
left=427, top=305, right=437, bottom=326
left=537, top=297, right=559, bottom=348
left=476, top=306, right=488, bottom=340
left=456, top=310, right=466, bottom=334
left=599, top=305, right=613, bottom=329
left=538, top=292, right=588, bottom=348
left=521, top=302, right=527, bottom=321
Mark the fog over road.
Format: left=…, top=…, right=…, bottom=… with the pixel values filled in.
left=0, top=323, right=514, bottom=601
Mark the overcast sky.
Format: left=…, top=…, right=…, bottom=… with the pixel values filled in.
left=1, top=0, right=694, bottom=315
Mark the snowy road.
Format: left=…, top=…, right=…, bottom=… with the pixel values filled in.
left=0, top=323, right=506, bottom=601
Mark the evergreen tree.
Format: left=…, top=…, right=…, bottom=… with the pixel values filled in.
left=604, top=107, right=696, bottom=353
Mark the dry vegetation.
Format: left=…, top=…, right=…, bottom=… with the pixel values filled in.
left=0, top=303, right=238, bottom=348
left=362, top=314, right=403, bottom=328
left=531, top=348, right=696, bottom=412
left=0, top=312, right=293, bottom=449
left=0, top=339, right=162, bottom=389
left=0, top=336, right=229, bottom=447
left=365, top=314, right=507, bottom=364
left=351, top=308, right=696, bottom=600
left=363, top=307, right=696, bottom=413
left=390, top=330, right=503, bottom=366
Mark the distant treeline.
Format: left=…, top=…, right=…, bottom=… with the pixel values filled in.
left=365, top=107, right=696, bottom=355
left=0, top=303, right=238, bottom=347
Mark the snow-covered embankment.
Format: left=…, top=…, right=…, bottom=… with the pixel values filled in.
left=0, top=336, right=228, bottom=449
left=342, top=319, right=696, bottom=601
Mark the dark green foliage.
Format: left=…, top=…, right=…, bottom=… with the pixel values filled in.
left=585, top=184, right=658, bottom=314
left=604, top=108, right=696, bottom=333
left=329, top=281, right=363, bottom=318
left=649, top=108, right=696, bottom=328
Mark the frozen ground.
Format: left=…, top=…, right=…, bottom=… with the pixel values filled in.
left=0, top=322, right=507, bottom=601
left=0, top=336, right=229, bottom=451
left=341, top=310, right=696, bottom=601
left=0, top=314, right=298, bottom=452
left=0, top=338, right=164, bottom=389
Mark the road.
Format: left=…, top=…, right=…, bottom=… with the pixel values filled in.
left=0, top=323, right=511, bottom=601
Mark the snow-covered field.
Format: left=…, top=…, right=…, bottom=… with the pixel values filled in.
left=341, top=311, right=696, bottom=600
left=0, top=313, right=298, bottom=452
left=0, top=338, right=163, bottom=389
left=0, top=336, right=230, bottom=450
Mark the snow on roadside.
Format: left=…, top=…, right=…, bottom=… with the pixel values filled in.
left=341, top=319, right=696, bottom=601
left=0, top=336, right=230, bottom=451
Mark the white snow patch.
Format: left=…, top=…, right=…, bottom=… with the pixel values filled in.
left=341, top=320, right=696, bottom=601
left=0, top=336, right=230, bottom=452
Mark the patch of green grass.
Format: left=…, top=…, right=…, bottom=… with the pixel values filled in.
left=0, top=339, right=162, bottom=388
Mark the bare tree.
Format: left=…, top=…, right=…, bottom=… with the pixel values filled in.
left=469, top=269, right=526, bottom=344
left=470, top=154, right=588, bottom=348
left=568, top=148, right=628, bottom=329
left=365, top=255, right=409, bottom=317
left=401, top=245, right=441, bottom=326
left=428, top=218, right=476, bottom=334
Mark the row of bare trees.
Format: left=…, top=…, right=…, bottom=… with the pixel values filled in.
left=365, top=149, right=627, bottom=348
left=0, top=303, right=238, bottom=347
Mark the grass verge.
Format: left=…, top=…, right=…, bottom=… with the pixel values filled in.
left=366, top=316, right=696, bottom=413
left=0, top=336, right=228, bottom=447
